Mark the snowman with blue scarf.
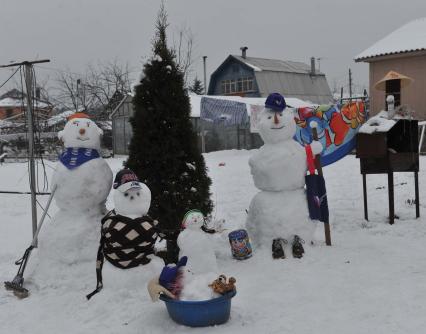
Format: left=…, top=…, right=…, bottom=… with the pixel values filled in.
left=52, top=113, right=113, bottom=215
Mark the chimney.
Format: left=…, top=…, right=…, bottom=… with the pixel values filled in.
left=240, top=46, right=248, bottom=59
left=310, top=57, right=316, bottom=75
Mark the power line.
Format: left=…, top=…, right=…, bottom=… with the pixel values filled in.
left=0, top=66, right=21, bottom=90
left=34, top=64, right=141, bottom=76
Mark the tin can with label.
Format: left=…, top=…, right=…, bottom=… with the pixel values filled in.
left=228, top=229, right=252, bottom=260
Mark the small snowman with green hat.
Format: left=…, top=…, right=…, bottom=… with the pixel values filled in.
left=177, top=209, right=219, bottom=300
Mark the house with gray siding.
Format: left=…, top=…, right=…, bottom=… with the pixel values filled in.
left=208, top=48, right=333, bottom=104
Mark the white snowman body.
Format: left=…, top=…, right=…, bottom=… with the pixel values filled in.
left=246, top=107, right=320, bottom=247
left=177, top=211, right=218, bottom=301
left=52, top=116, right=113, bottom=215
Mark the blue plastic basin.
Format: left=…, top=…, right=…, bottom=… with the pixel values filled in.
left=159, top=290, right=237, bottom=327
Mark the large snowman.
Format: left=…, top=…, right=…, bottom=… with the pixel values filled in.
left=28, top=113, right=113, bottom=294
left=52, top=113, right=113, bottom=215
left=246, top=93, right=322, bottom=256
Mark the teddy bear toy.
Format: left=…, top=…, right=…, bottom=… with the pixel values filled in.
left=209, top=274, right=236, bottom=295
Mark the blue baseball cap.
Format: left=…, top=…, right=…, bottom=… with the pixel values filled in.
left=265, top=93, right=286, bottom=111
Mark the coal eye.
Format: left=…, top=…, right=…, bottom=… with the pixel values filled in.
left=124, top=193, right=129, bottom=197
left=137, top=192, right=140, bottom=196
left=268, top=116, right=272, bottom=119
left=279, top=113, right=283, bottom=117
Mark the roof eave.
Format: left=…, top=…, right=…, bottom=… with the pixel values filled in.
left=355, top=48, right=426, bottom=63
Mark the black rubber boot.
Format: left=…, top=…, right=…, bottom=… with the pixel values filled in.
left=292, top=235, right=305, bottom=259
left=272, top=238, right=287, bottom=259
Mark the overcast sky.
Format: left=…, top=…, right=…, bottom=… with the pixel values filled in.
left=1, top=0, right=426, bottom=96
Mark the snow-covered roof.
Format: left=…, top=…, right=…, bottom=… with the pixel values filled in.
left=0, top=120, right=21, bottom=129
left=232, top=55, right=320, bottom=74
left=355, top=17, right=426, bottom=61
left=96, top=121, right=112, bottom=131
left=0, top=97, right=50, bottom=109
left=46, top=110, right=76, bottom=127
left=189, top=94, right=313, bottom=118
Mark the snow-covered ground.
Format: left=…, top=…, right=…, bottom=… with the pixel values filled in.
left=1, top=151, right=425, bottom=334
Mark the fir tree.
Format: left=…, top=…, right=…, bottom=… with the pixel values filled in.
left=126, top=4, right=213, bottom=232
left=189, top=77, right=204, bottom=95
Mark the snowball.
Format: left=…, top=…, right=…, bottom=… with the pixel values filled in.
left=257, top=108, right=296, bottom=145
left=58, top=118, right=102, bottom=150
left=52, top=158, right=112, bottom=214
left=186, top=163, right=196, bottom=170
left=113, top=183, right=151, bottom=219
left=152, top=55, right=162, bottom=62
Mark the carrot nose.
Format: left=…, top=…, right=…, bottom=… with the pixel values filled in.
left=274, top=113, right=279, bottom=124
left=79, top=128, right=86, bottom=135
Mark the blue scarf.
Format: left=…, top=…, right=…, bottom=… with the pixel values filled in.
left=59, top=147, right=100, bottom=170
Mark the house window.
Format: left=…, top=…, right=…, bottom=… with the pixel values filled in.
left=221, top=77, right=254, bottom=95
left=386, top=79, right=401, bottom=107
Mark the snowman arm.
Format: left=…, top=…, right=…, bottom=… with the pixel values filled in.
left=147, top=276, right=175, bottom=302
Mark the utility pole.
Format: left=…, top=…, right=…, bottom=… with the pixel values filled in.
left=0, top=59, right=50, bottom=246
left=202, top=56, right=207, bottom=95
left=201, top=56, right=207, bottom=153
left=24, top=64, right=38, bottom=246
left=349, top=68, right=353, bottom=99
left=76, top=78, right=80, bottom=112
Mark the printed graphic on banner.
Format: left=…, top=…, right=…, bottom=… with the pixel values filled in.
left=294, top=101, right=367, bottom=166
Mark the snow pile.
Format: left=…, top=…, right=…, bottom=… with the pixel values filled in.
left=46, top=110, right=78, bottom=127
left=0, top=97, right=50, bottom=109
left=359, top=111, right=396, bottom=134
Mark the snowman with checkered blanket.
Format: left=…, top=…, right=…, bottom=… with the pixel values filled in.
left=86, top=169, right=165, bottom=300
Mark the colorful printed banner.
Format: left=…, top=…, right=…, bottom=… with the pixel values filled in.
left=293, top=102, right=367, bottom=166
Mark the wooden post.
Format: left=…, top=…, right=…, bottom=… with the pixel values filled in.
left=312, top=127, right=331, bottom=246
left=388, top=172, right=394, bottom=225
left=415, top=171, right=420, bottom=218
left=237, top=125, right=240, bottom=150
left=362, top=173, right=368, bottom=221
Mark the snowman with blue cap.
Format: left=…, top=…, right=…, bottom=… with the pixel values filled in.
left=246, top=93, right=323, bottom=258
